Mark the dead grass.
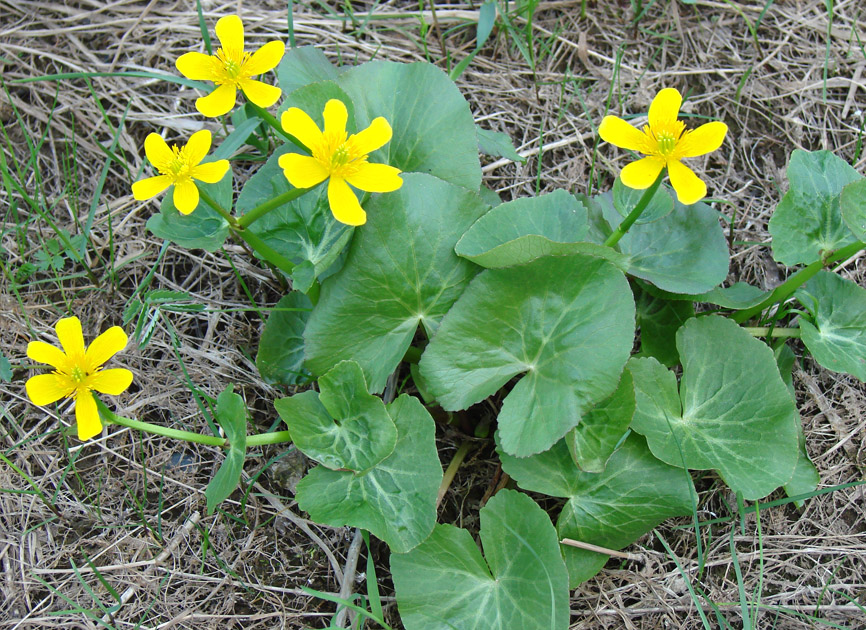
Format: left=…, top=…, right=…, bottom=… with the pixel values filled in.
left=1, top=0, right=865, bottom=628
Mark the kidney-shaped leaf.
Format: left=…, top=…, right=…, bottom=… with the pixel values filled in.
left=276, top=46, right=339, bottom=96
left=613, top=177, right=674, bottom=224
left=629, top=316, right=800, bottom=500
left=420, top=253, right=635, bottom=457
left=147, top=174, right=232, bottom=252
left=391, top=489, right=569, bottom=630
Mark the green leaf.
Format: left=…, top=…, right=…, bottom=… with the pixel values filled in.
left=629, top=316, right=800, bottom=500
left=210, top=116, right=263, bottom=161
left=636, top=280, right=769, bottom=310
left=476, top=126, right=524, bottom=162
left=420, top=253, right=635, bottom=457
left=295, top=394, right=442, bottom=553
left=205, top=385, right=247, bottom=514
left=146, top=175, right=232, bottom=252
left=635, top=286, right=694, bottom=366
left=276, top=46, right=339, bottom=96
left=0, top=353, right=11, bottom=382
left=498, top=433, right=694, bottom=587
left=598, top=191, right=730, bottom=294
left=391, top=489, right=569, bottom=630
left=566, top=370, right=635, bottom=473
left=613, top=177, right=674, bottom=224
left=796, top=271, right=866, bottom=381
left=304, top=173, right=489, bottom=392
left=274, top=361, right=397, bottom=472
left=841, top=178, right=866, bottom=241
left=256, top=292, right=312, bottom=386
left=768, top=150, right=861, bottom=265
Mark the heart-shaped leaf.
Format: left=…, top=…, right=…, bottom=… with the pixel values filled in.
left=391, top=489, right=569, bottom=630
left=147, top=174, right=232, bottom=252
left=205, top=385, right=247, bottom=513
left=613, top=177, right=674, bottom=224
left=256, top=292, right=313, bottom=386
left=276, top=46, right=339, bottom=96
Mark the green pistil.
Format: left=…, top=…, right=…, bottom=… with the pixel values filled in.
left=331, top=145, right=351, bottom=168
left=70, top=365, right=87, bottom=384
left=657, top=132, right=677, bottom=156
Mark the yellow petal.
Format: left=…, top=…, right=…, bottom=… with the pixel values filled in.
left=88, top=368, right=134, bottom=395
left=677, top=121, right=728, bottom=158
left=323, top=99, right=348, bottom=138
left=350, top=117, right=392, bottom=155
left=26, top=373, right=75, bottom=406
left=243, top=40, right=285, bottom=75
left=132, top=175, right=172, bottom=201
left=176, top=51, right=217, bottom=81
left=27, top=341, right=70, bottom=371
left=85, top=326, right=127, bottom=372
left=185, top=129, right=212, bottom=166
left=144, top=133, right=173, bottom=165
left=598, top=116, right=647, bottom=152
left=75, top=391, right=102, bottom=441
left=173, top=180, right=200, bottom=214
left=346, top=163, right=403, bottom=193
left=648, top=88, right=682, bottom=129
left=281, top=107, right=324, bottom=150
left=620, top=156, right=666, bottom=190
left=196, top=84, right=237, bottom=118
left=327, top=177, right=366, bottom=226
left=279, top=153, right=330, bottom=188
left=668, top=159, right=707, bottom=205
left=56, top=317, right=85, bottom=361
left=192, top=160, right=230, bottom=184
left=239, top=78, right=281, bottom=109
left=215, top=15, right=244, bottom=54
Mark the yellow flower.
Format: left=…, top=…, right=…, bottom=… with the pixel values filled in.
left=176, top=15, right=285, bottom=118
left=131, top=130, right=230, bottom=214
left=278, top=99, right=403, bottom=226
left=25, top=317, right=133, bottom=441
left=599, top=88, right=728, bottom=205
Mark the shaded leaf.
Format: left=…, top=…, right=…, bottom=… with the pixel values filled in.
left=256, top=292, right=313, bottom=386
left=146, top=175, right=232, bottom=252
left=205, top=385, right=247, bottom=513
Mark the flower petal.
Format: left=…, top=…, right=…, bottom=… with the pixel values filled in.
left=677, top=121, right=728, bottom=158
left=599, top=116, right=647, bottom=152
left=185, top=129, right=212, bottom=166
left=279, top=153, right=330, bottom=188
left=56, top=317, right=85, bottom=361
left=26, top=373, right=75, bottom=406
left=668, top=159, right=707, bottom=205
left=350, top=117, right=392, bottom=155
left=346, top=163, right=403, bottom=193
left=327, top=177, right=366, bottom=226
left=88, top=368, right=134, bottom=396
left=648, top=88, right=682, bottom=129
left=192, top=160, right=230, bottom=184
left=620, top=156, right=666, bottom=189
left=173, top=180, right=200, bottom=214
left=176, top=51, right=217, bottom=81
left=132, top=175, right=172, bottom=201
left=323, top=99, right=348, bottom=138
left=84, top=326, right=127, bottom=372
left=243, top=40, right=285, bottom=75
left=239, top=78, right=281, bottom=109
left=75, top=391, right=102, bottom=441
left=215, top=15, right=244, bottom=54
left=281, top=107, right=324, bottom=151
left=144, top=133, right=174, bottom=166
left=196, top=84, right=237, bottom=118
left=27, top=341, right=70, bottom=371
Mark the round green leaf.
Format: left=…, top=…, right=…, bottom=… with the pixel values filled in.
left=146, top=174, right=231, bottom=252
left=629, top=316, right=800, bottom=500
left=304, top=173, right=489, bottom=392
left=613, top=177, right=674, bottom=224
left=768, top=150, right=861, bottom=265
left=256, top=292, right=313, bottom=386
left=276, top=46, right=339, bottom=96
left=391, top=489, right=569, bottom=630
left=420, top=253, right=635, bottom=457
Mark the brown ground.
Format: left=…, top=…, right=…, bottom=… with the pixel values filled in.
left=1, top=0, right=865, bottom=628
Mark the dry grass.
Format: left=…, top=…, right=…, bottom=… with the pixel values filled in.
left=1, top=0, right=865, bottom=628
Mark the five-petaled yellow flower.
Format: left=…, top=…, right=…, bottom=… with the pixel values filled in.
left=25, top=317, right=133, bottom=441
left=176, top=15, right=285, bottom=118
left=279, top=99, right=403, bottom=226
left=599, top=88, right=728, bottom=205
left=132, top=130, right=230, bottom=214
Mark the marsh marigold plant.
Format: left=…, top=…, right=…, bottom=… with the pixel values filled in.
left=599, top=87, right=728, bottom=205
left=279, top=99, right=403, bottom=226
left=176, top=14, right=285, bottom=118
left=25, top=317, right=133, bottom=441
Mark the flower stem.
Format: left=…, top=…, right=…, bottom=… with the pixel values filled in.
left=232, top=226, right=296, bottom=276
left=246, top=431, right=293, bottom=447
left=246, top=103, right=309, bottom=152
left=743, top=327, right=801, bottom=338
left=236, top=185, right=317, bottom=229
left=435, top=440, right=474, bottom=510
left=197, top=188, right=240, bottom=229
left=96, top=399, right=227, bottom=447
left=731, top=240, right=865, bottom=324
left=603, top=170, right=666, bottom=248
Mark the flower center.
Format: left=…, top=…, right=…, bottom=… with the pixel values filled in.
left=70, top=365, right=87, bottom=384
left=158, top=145, right=194, bottom=181
left=331, top=145, right=351, bottom=169
left=656, top=131, right=677, bottom=156
left=215, top=48, right=251, bottom=83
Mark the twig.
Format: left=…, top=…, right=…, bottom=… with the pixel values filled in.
left=560, top=538, right=644, bottom=561
left=334, top=529, right=365, bottom=628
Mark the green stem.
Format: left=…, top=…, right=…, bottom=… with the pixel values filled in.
left=306, top=278, right=321, bottom=305
left=732, top=240, right=865, bottom=323
left=435, top=440, right=474, bottom=510
left=232, top=226, right=296, bottom=276
left=743, top=327, right=801, bottom=338
left=236, top=185, right=316, bottom=229
left=96, top=399, right=227, bottom=447
left=246, top=102, right=308, bottom=151
left=603, top=170, right=665, bottom=248
left=198, top=188, right=240, bottom=228
left=246, top=431, right=293, bottom=447
left=0, top=451, right=63, bottom=519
